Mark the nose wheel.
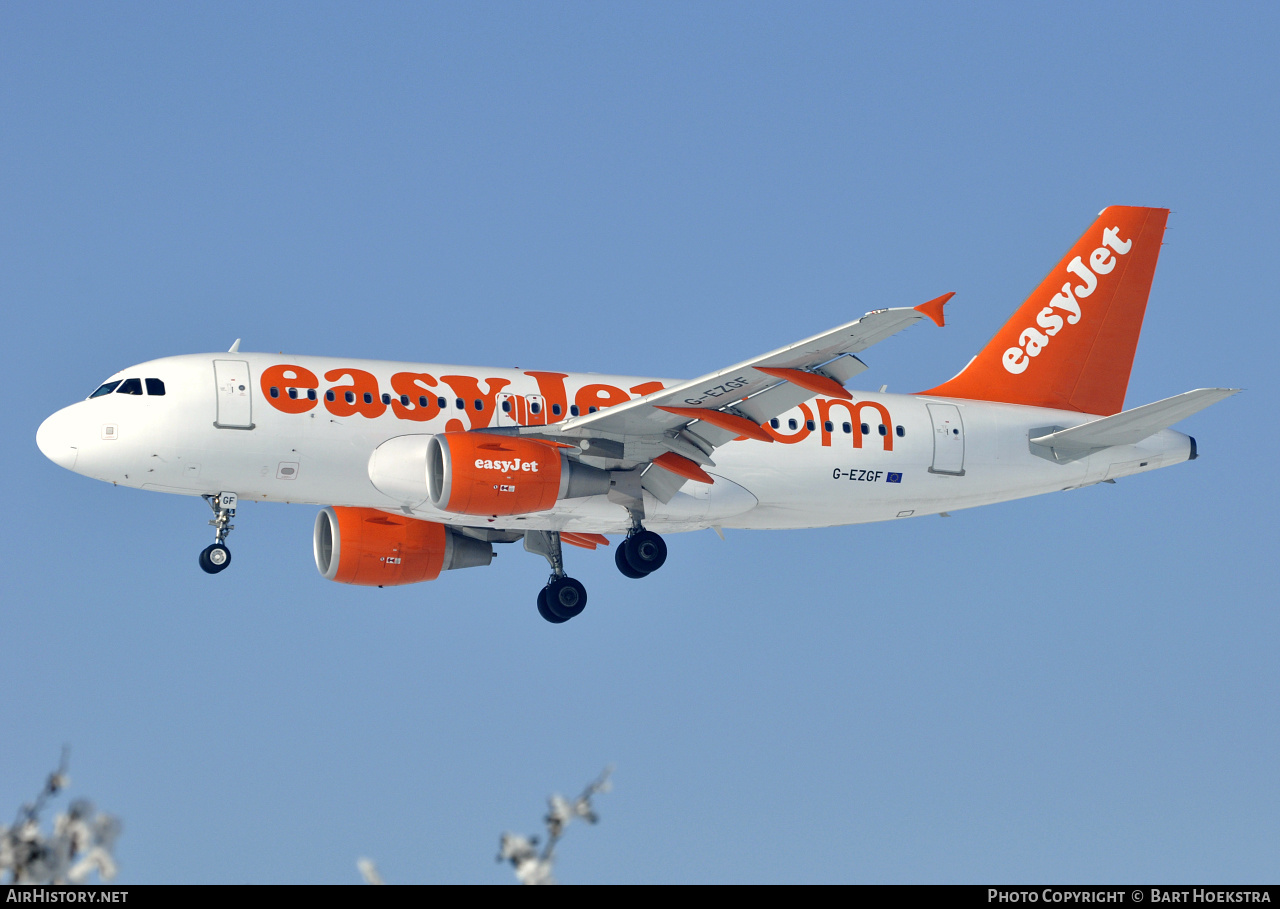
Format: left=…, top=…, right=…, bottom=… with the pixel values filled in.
left=199, top=543, right=231, bottom=574
left=199, top=492, right=237, bottom=575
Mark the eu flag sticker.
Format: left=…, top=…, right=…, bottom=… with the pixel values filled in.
left=886, top=472, right=903, bottom=483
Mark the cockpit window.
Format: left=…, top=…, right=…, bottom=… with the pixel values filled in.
left=116, top=378, right=144, bottom=395
left=90, top=381, right=122, bottom=398
left=145, top=378, right=165, bottom=396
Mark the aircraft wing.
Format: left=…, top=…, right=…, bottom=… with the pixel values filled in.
left=510, top=295, right=951, bottom=501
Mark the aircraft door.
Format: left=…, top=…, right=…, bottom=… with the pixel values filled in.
left=927, top=403, right=964, bottom=475
left=213, top=360, right=254, bottom=429
left=495, top=393, right=520, bottom=427
left=526, top=394, right=546, bottom=426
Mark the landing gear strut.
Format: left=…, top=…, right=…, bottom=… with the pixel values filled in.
left=199, top=492, right=237, bottom=574
left=525, top=530, right=587, bottom=623
left=615, top=525, right=667, bottom=579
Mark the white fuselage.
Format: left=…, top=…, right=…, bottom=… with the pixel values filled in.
left=36, top=352, right=1194, bottom=534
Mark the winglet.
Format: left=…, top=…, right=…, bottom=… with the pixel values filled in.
left=228, top=339, right=241, bottom=353
left=914, top=293, right=954, bottom=328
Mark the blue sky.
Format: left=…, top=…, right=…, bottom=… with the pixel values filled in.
left=3, top=2, right=1276, bottom=883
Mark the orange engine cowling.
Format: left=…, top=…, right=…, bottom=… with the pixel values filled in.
left=313, top=506, right=494, bottom=586
left=426, top=432, right=609, bottom=516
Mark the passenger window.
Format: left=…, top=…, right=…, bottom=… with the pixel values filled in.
left=401, top=395, right=410, bottom=406
left=788, top=418, right=797, bottom=430
left=552, top=404, right=563, bottom=416
left=345, top=391, right=356, bottom=404
left=437, top=397, right=447, bottom=408
left=861, top=423, right=870, bottom=435
left=145, top=378, right=166, bottom=396
left=381, top=393, right=392, bottom=405
left=90, top=381, right=122, bottom=398
left=474, top=399, right=484, bottom=411
left=570, top=405, right=580, bottom=416
left=842, top=422, right=852, bottom=434
left=307, top=389, right=317, bottom=401
left=117, top=378, right=143, bottom=395
left=418, top=396, right=427, bottom=408
left=269, top=386, right=280, bottom=398
left=455, top=398, right=464, bottom=409
left=287, top=387, right=298, bottom=399
left=363, top=392, right=373, bottom=404
left=530, top=402, right=541, bottom=414
left=770, top=418, right=779, bottom=428
left=878, top=424, right=887, bottom=436
left=823, top=421, right=834, bottom=432
left=326, top=390, right=336, bottom=402
left=502, top=399, right=512, bottom=413
left=896, top=425, right=905, bottom=437
left=588, top=406, right=598, bottom=413
left=806, top=419, right=816, bottom=431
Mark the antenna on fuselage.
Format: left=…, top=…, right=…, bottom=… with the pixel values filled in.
left=228, top=339, right=241, bottom=353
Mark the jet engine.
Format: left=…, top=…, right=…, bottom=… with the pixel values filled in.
left=313, top=506, right=493, bottom=586
left=426, top=432, right=610, bottom=516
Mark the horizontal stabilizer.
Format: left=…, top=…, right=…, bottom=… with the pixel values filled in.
left=1029, top=388, right=1239, bottom=455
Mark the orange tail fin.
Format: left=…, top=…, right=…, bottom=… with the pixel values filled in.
left=920, top=206, right=1169, bottom=415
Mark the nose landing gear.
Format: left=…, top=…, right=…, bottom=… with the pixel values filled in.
left=199, top=492, right=237, bottom=575
left=525, top=530, right=588, bottom=623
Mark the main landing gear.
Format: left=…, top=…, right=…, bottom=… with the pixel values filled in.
left=524, top=531, right=587, bottom=624
left=615, top=527, right=667, bottom=579
left=198, top=492, right=237, bottom=574
left=523, top=523, right=669, bottom=623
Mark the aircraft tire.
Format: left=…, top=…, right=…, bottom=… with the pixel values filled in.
left=537, top=587, right=570, bottom=623
left=546, top=577, right=587, bottom=620
left=199, top=543, right=231, bottom=574
left=615, top=542, right=649, bottom=579
left=623, top=530, right=667, bottom=575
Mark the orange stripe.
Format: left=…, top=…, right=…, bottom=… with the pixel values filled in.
left=651, top=451, right=714, bottom=484
left=655, top=406, right=773, bottom=442
left=754, top=367, right=853, bottom=400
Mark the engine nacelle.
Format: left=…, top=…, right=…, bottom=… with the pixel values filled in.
left=313, top=506, right=493, bottom=586
left=425, top=432, right=609, bottom=516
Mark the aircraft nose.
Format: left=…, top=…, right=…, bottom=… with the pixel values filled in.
left=37, top=408, right=80, bottom=470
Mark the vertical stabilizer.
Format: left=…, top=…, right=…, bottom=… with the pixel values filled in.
left=920, top=206, right=1169, bottom=415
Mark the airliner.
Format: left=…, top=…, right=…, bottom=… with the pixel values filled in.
left=36, top=206, right=1236, bottom=623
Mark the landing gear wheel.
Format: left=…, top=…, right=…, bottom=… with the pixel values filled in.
left=199, top=543, right=231, bottom=574
left=615, top=542, right=650, bottom=579
left=545, top=576, right=587, bottom=620
left=623, top=530, right=667, bottom=575
left=537, top=587, right=570, bottom=624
